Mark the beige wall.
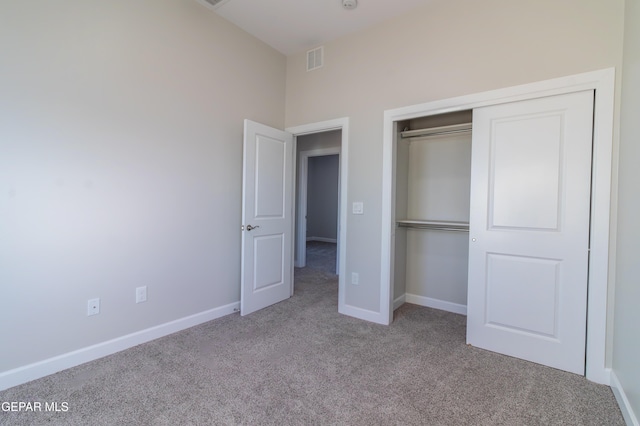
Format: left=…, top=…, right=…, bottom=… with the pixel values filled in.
left=613, top=0, right=640, bottom=420
left=285, top=0, right=624, bottom=311
left=0, top=0, right=285, bottom=372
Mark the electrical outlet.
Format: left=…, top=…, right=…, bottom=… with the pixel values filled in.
left=136, top=286, right=147, bottom=304
left=352, top=202, right=364, bottom=215
left=87, top=298, right=100, bottom=316
left=351, top=272, right=359, bottom=285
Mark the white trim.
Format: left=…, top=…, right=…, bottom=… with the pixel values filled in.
left=339, top=303, right=388, bottom=325
left=381, top=68, right=615, bottom=383
left=405, top=294, right=467, bottom=316
left=585, top=69, right=615, bottom=385
left=287, top=118, right=349, bottom=312
left=0, top=301, right=239, bottom=391
left=393, top=294, right=406, bottom=311
left=287, top=118, right=345, bottom=136
left=611, top=370, right=640, bottom=426
left=296, top=146, right=341, bottom=268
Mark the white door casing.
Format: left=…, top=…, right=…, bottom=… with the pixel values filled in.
left=241, top=120, right=294, bottom=316
left=287, top=118, right=350, bottom=316
left=466, top=91, right=595, bottom=374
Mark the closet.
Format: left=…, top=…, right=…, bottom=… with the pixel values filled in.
left=393, top=110, right=472, bottom=314
left=383, top=70, right=615, bottom=380
left=389, top=89, right=597, bottom=376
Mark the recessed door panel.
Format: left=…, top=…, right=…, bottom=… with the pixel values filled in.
left=255, top=135, right=286, bottom=219
left=490, top=114, right=563, bottom=231
left=253, top=234, right=284, bottom=291
left=486, top=253, right=560, bottom=338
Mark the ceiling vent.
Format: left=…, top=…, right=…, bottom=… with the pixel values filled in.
left=342, top=0, right=357, bottom=10
left=307, top=46, right=324, bottom=72
left=196, top=0, right=232, bottom=11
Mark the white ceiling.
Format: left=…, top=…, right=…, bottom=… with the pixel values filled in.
left=201, top=0, right=430, bottom=56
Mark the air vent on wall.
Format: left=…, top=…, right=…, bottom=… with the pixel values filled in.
left=196, top=0, right=232, bottom=11
left=307, top=46, right=324, bottom=72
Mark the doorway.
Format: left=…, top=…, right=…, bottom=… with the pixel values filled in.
left=303, top=153, right=340, bottom=274
left=286, top=118, right=349, bottom=314
left=295, top=138, right=340, bottom=274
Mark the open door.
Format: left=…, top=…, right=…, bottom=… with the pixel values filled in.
left=466, top=91, right=594, bottom=374
left=241, top=120, right=294, bottom=316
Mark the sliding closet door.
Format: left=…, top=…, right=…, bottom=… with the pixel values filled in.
left=466, top=91, right=594, bottom=375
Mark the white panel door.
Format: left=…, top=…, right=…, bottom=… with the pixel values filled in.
left=467, top=91, right=594, bottom=374
left=241, top=120, right=294, bottom=316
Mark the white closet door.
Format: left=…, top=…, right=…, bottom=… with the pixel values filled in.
left=466, top=91, right=594, bottom=375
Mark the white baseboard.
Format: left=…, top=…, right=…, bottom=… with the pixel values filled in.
left=306, top=237, right=338, bottom=243
left=611, top=370, right=639, bottom=426
left=339, top=303, right=389, bottom=325
left=393, top=294, right=406, bottom=311
left=0, top=301, right=240, bottom=391
left=405, top=293, right=467, bottom=315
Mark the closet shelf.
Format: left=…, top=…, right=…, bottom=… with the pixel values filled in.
left=400, top=122, right=472, bottom=139
left=396, top=219, right=470, bottom=232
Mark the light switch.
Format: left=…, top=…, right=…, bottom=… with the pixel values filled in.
left=352, top=202, right=364, bottom=215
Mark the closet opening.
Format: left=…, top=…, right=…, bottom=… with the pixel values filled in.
left=393, top=110, right=472, bottom=316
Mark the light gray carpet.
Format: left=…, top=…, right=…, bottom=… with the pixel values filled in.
left=305, top=241, right=337, bottom=274
left=0, top=266, right=624, bottom=425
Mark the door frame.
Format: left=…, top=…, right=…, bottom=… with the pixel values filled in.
left=380, top=68, right=615, bottom=384
left=286, top=118, right=349, bottom=311
left=296, top=147, right=341, bottom=271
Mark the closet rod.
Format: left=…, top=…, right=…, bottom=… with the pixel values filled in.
left=396, top=220, right=469, bottom=232
left=403, top=226, right=469, bottom=232
left=400, top=122, right=472, bottom=139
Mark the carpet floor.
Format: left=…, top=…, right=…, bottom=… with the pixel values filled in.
left=0, top=264, right=624, bottom=425
left=305, top=241, right=337, bottom=274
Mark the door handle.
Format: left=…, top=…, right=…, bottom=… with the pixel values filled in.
left=246, top=224, right=260, bottom=231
